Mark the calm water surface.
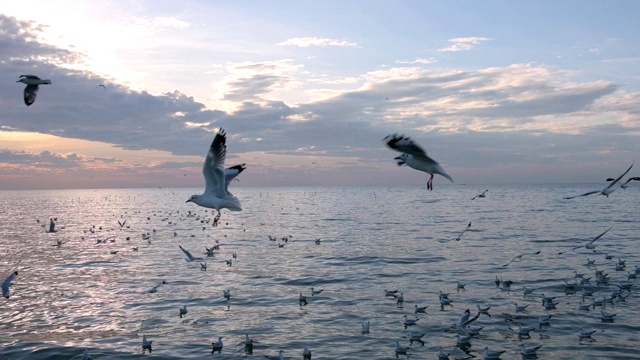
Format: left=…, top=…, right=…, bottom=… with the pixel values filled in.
left=0, top=185, right=639, bottom=359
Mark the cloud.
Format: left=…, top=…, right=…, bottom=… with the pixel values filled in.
left=396, top=58, right=437, bottom=65
left=1, top=15, right=639, bottom=188
left=437, top=37, right=493, bottom=52
left=133, top=16, right=191, bottom=30
left=277, top=37, right=358, bottom=47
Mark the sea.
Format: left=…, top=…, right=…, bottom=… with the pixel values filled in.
left=0, top=184, right=639, bottom=360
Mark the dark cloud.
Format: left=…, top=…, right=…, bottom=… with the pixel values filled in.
left=1, top=15, right=638, bottom=187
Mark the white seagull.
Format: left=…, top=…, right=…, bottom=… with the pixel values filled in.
left=17, top=75, right=51, bottom=106
left=263, top=350, right=284, bottom=360
left=187, top=129, right=245, bottom=223
left=520, top=344, right=542, bottom=357
left=211, top=336, right=223, bottom=354
left=178, top=245, right=204, bottom=262
left=564, top=162, right=634, bottom=199
left=361, top=321, right=370, bottom=334
left=179, top=305, right=188, bottom=318
left=558, top=226, right=613, bottom=255
left=384, top=133, right=453, bottom=190
left=455, top=222, right=472, bottom=241
left=141, top=335, right=153, bottom=353
left=483, top=347, right=505, bottom=359
left=607, top=176, right=640, bottom=189
left=2, top=271, right=18, bottom=299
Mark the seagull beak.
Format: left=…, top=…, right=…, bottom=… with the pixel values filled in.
left=394, top=156, right=401, bottom=160
left=186, top=199, right=191, bottom=203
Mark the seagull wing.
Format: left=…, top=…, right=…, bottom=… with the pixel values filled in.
left=604, top=162, right=634, bottom=190
left=623, top=176, right=640, bottom=185
left=224, top=164, right=246, bottom=192
left=563, top=190, right=599, bottom=200
left=178, top=245, right=195, bottom=261
left=588, top=226, right=613, bottom=245
left=19, top=75, right=41, bottom=79
left=203, top=129, right=227, bottom=197
left=383, top=134, right=429, bottom=159
left=2, top=271, right=18, bottom=298
left=24, top=84, right=39, bottom=106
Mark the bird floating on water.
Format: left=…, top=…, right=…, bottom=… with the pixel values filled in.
left=187, top=129, right=245, bottom=225
left=383, top=133, right=453, bottom=190
left=17, top=75, right=51, bottom=106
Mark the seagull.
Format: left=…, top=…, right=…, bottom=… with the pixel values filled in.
left=503, top=251, right=541, bottom=267
left=471, top=189, right=488, bottom=200
left=438, top=347, right=451, bottom=359
left=264, top=350, right=284, bottom=360
left=409, top=330, right=426, bottom=346
left=578, top=328, right=597, bottom=341
left=395, top=341, right=409, bottom=356
left=564, top=162, right=634, bottom=199
left=178, top=245, right=204, bottom=262
left=514, top=303, right=529, bottom=313
left=243, top=334, right=255, bottom=354
left=118, top=220, right=126, bottom=228
left=403, top=315, right=419, bottom=328
left=148, top=280, right=166, bottom=293
left=303, top=346, right=312, bottom=360
left=414, top=304, right=429, bottom=313
left=607, top=176, right=640, bottom=189
left=383, top=133, right=453, bottom=190
left=200, top=262, right=207, bottom=271
left=179, top=305, right=188, bottom=318
left=454, top=222, right=472, bottom=241
left=361, top=321, right=370, bottom=334
left=80, top=349, right=93, bottom=360
left=558, top=226, right=613, bottom=255
left=385, top=289, right=398, bottom=297
left=211, top=336, right=223, bottom=354
left=186, top=129, right=245, bottom=224
left=477, top=304, right=491, bottom=316
left=310, top=287, right=324, bottom=296
left=141, top=335, right=152, bottom=353
left=601, top=310, right=616, bottom=321
left=520, top=344, right=542, bottom=357
left=2, top=271, right=18, bottom=299
left=16, top=75, right=51, bottom=106
left=483, top=347, right=505, bottom=359
left=223, top=289, right=231, bottom=300
left=299, top=292, right=308, bottom=306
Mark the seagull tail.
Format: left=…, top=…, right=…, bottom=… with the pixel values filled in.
left=436, top=165, right=454, bottom=183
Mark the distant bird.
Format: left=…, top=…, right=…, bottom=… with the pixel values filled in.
left=607, top=176, right=640, bottom=189
left=303, top=346, right=312, bottom=360
left=360, top=321, right=371, bottom=334
left=263, top=350, right=284, bottom=360
left=186, top=129, right=245, bottom=224
left=141, top=335, right=153, bottom=353
left=95, top=84, right=106, bottom=89
left=438, top=347, right=451, bottom=359
left=16, top=75, right=51, bottom=106
left=455, top=222, right=472, bottom=241
left=503, top=251, right=541, bottom=267
left=558, top=226, right=613, bottom=255
left=211, top=336, right=223, bottom=354
left=471, top=189, right=488, bottom=200
left=49, top=218, right=57, bottom=233
left=178, top=245, right=204, bottom=262
left=299, top=292, right=308, bottom=306
left=2, top=271, right=18, bottom=299
left=403, top=314, right=419, bottom=328
left=520, top=344, right=542, bottom=357
left=148, top=280, right=166, bottom=293
left=483, top=347, right=506, bottom=359
left=118, top=220, right=126, bottom=228
left=383, top=133, right=453, bottom=190
left=310, top=287, right=324, bottom=296
left=564, top=162, right=633, bottom=199
left=200, top=262, right=207, bottom=271
left=179, top=305, right=188, bottom=318
left=80, top=349, right=93, bottom=360
left=414, top=304, right=429, bottom=314
left=395, top=341, right=409, bottom=356
left=223, top=289, right=231, bottom=300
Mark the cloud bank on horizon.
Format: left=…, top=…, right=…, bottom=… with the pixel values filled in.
left=0, top=1, right=639, bottom=190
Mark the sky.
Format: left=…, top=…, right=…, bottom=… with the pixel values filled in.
left=1, top=0, right=640, bottom=190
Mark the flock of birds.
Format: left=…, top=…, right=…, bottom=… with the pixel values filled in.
left=7, top=74, right=640, bottom=359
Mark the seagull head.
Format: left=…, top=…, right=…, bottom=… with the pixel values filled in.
left=186, top=195, right=198, bottom=203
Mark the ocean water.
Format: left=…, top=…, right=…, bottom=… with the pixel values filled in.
left=0, top=184, right=639, bottom=360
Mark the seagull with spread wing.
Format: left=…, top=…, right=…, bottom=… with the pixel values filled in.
left=564, top=162, right=633, bottom=199
left=557, top=226, right=613, bottom=255
left=187, top=129, right=245, bottom=223
left=16, top=75, right=51, bottom=106
left=607, top=176, right=640, bottom=189
left=383, top=134, right=453, bottom=190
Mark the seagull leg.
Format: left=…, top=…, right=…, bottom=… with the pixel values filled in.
left=427, top=174, right=434, bottom=191
left=213, top=210, right=221, bottom=227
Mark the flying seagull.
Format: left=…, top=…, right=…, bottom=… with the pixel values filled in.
left=178, top=245, right=204, bottom=262
left=471, top=189, right=488, bottom=200
left=17, top=75, right=51, bottom=106
left=564, top=162, right=633, bottom=199
left=187, top=129, right=245, bottom=224
left=2, top=271, right=18, bottom=299
left=607, top=176, right=640, bottom=189
left=558, top=226, right=613, bottom=255
left=383, top=133, right=453, bottom=190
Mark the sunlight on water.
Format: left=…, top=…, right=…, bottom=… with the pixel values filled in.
left=0, top=185, right=639, bottom=359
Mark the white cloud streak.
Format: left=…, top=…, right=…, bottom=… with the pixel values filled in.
left=277, top=36, right=358, bottom=47
left=438, top=37, right=493, bottom=52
